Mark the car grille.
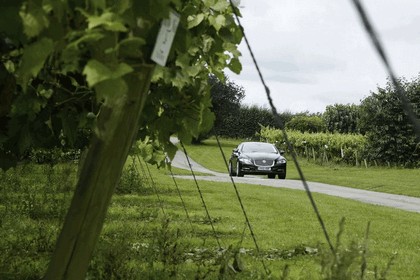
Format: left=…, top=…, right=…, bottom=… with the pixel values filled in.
left=254, top=159, right=274, bottom=166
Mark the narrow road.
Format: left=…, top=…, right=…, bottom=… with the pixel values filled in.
left=170, top=150, right=420, bottom=214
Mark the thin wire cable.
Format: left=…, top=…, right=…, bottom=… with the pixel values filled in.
left=180, top=141, right=222, bottom=249
left=229, top=0, right=336, bottom=254
left=215, top=135, right=270, bottom=275
left=135, top=155, right=167, bottom=217
left=351, top=0, right=420, bottom=139
left=136, top=155, right=152, bottom=187
left=168, top=162, right=194, bottom=230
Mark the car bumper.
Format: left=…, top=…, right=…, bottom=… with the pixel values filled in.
left=240, top=163, right=286, bottom=175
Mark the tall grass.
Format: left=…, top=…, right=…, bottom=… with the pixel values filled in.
left=1, top=149, right=419, bottom=279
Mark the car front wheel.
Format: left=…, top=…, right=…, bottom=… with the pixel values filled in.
left=236, top=162, right=244, bottom=177
left=229, top=162, right=236, bottom=176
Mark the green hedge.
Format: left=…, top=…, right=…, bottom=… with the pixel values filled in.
left=213, top=105, right=283, bottom=139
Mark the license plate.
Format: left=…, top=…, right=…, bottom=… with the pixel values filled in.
left=258, top=166, right=271, bottom=171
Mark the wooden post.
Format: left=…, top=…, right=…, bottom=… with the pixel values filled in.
left=44, top=67, right=154, bottom=280
left=355, top=150, right=359, bottom=166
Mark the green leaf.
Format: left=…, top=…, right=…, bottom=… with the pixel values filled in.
left=19, top=1, right=49, bottom=38
left=43, top=0, right=67, bottom=23
left=203, top=0, right=216, bottom=8
left=117, top=37, right=146, bottom=59
left=208, top=14, right=226, bottom=31
left=187, top=13, right=205, bottom=29
left=38, top=88, right=53, bottom=99
left=94, top=77, right=128, bottom=104
left=77, top=8, right=128, bottom=32
left=88, top=12, right=128, bottom=32
left=202, top=35, right=214, bottom=52
left=199, top=105, right=215, bottom=134
left=228, top=57, right=242, bottom=74
left=164, top=142, right=178, bottom=161
left=18, top=38, right=54, bottom=86
left=83, top=60, right=133, bottom=87
left=211, top=1, right=230, bottom=12
left=87, top=0, right=106, bottom=12
left=113, top=0, right=131, bottom=13
left=139, top=143, right=154, bottom=161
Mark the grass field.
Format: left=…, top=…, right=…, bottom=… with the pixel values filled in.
left=1, top=140, right=420, bottom=279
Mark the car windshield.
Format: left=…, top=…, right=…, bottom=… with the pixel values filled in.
left=242, top=143, right=277, bottom=153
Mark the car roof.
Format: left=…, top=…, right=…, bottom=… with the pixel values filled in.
left=239, top=142, right=277, bottom=150
left=240, top=141, right=274, bottom=146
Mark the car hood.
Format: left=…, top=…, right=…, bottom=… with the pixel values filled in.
left=241, top=152, right=283, bottom=161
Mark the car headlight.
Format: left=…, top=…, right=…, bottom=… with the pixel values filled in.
left=239, top=158, right=253, bottom=165
left=276, top=158, right=286, bottom=164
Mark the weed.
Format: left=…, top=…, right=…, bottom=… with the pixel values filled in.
left=319, top=218, right=396, bottom=280
left=116, top=157, right=146, bottom=194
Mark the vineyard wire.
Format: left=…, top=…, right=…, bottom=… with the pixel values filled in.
left=167, top=161, right=194, bottom=231
left=215, top=135, right=270, bottom=275
left=180, top=141, right=222, bottom=249
left=351, top=0, right=420, bottom=139
left=228, top=0, right=336, bottom=254
left=135, top=155, right=167, bottom=217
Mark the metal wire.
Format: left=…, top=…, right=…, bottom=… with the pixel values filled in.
left=215, top=135, right=270, bottom=275
left=135, top=155, right=167, bottom=217
left=228, top=0, right=336, bottom=254
left=351, top=0, right=420, bottom=139
left=167, top=163, right=194, bottom=230
left=179, top=141, right=222, bottom=249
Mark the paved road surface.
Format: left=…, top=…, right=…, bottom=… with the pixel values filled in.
left=170, top=149, right=420, bottom=214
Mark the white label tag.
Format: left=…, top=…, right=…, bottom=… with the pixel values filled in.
left=151, top=11, right=180, bottom=66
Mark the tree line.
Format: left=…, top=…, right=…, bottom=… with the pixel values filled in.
left=209, top=75, right=420, bottom=167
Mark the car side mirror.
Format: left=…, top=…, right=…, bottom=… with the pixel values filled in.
left=233, top=148, right=239, bottom=154
left=280, top=150, right=285, bottom=155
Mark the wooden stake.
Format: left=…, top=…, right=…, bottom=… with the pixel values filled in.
left=44, top=68, right=154, bottom=280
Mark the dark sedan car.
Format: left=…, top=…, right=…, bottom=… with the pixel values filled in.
left=229, top=142, right=287, bottom=179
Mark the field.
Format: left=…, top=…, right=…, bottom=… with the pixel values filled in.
left=1, top=139, right=420, bottom=279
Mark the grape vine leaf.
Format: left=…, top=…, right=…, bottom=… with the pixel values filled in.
left=18, top=38, right=54, bottom=87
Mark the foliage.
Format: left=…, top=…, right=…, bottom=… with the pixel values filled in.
left=0, top=0, right=243, bottom=169
left=320, top=218, right=396, bottom=280
left=285, top=114, right=325, bottom=133
left=213, top=107, right=328, bottom=140
left=116, top=156, right=145, bottom=194
left=209, top=74, right=245, bottom=138
left=259, top=126, right=367, bottom=165
left=359, top=76, right=420, bottom=166
left=214, top=104, right=286, bottom=139
left=323, top=103, right=360, bottom=134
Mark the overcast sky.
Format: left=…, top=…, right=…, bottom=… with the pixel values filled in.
left=227, top=0, right=420, bottom=113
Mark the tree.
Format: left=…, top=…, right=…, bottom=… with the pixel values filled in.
left=0, top=0, right=243, bottom=278
left=359, top=76, right=420, bottom=165
left=209, top=74, right=245, bottom=136
left=285, top=114, right=325, bottom=133
left=323, top=103, right=360, bottom=134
